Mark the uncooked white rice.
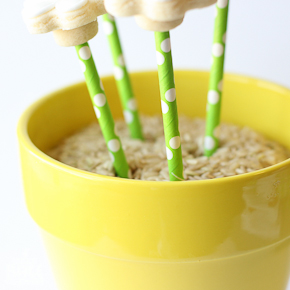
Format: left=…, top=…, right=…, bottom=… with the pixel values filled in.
left=48, top=116, right=290, bottom=181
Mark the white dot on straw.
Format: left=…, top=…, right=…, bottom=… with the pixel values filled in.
left=94, top=107, right=101, bottom=118
left=109, top=152, right=115, bottom=162
left=223, top=32, right=227, bottom=43
left=79, top=46, right=91, bottom=60
left=207, top=90, right=220, bottom=105
left=103, top=21, right=114, bottom=35
left=161, top=38, right=171, bottom=53
left=204, top=136, right=216, bottom=151
left=100, top=80, right=104, bottom=91
left=161, top=100, right=169, bottom=114
left=127, top=99, right=137, bottom=111
left=114, top=66, right=124, bottom=80
left=108, top=139, right=120, bottom=152
left=118, top=54, right=125, bottom=66
left=169, top=136, right=181, bottom=150
left=212, top=43, right=224, bottom=57
left=93, top=93, right=106, bottom=107
left=156, top=51, right=165, bottom=65
left=79, top=60, right=86, bottom=72
left=165, top=88, right=176, bottom=102
left=218, top=80, right=223, bottom=91
left=124, top=110, right=134, bottom=124
left=166, top=147, right=173, bottom=160
left=217, top=0, right=228, bottom=9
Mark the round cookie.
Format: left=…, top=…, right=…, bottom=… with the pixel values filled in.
left=104, top=0, right=217, bottom=31
left=22, top=0, right=106, bottom=46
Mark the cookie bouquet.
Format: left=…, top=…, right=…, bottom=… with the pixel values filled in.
left=23, top=0, right=290, bottom=182
left=19, top=1, right=290, bottom=289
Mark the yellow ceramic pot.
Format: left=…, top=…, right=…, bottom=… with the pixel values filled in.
left=18, top=71, right=290, bottom=290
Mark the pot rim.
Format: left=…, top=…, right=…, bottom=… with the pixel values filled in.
left=17, top=70, right=290, bottom=188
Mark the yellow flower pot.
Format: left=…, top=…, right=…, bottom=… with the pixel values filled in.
left=18, top=71, right=290, bottom=290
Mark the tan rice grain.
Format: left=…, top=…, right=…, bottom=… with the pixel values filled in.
left=48, top=116, right=290, bottom=181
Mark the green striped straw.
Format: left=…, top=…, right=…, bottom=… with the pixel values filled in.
left=102, top=14, right=144, bottom=140
left=204, top=0, right=229, bottom=157
left=155, top=31, right=184, bottom=181
left=76, top=42, right=129, bottom=178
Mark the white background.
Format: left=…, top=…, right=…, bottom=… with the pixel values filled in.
left=1, top=0, right=290, bottom=289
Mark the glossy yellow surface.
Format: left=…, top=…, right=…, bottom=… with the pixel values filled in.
left=18, top=71, right=290, bottom=289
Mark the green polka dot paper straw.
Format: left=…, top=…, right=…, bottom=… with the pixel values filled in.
left=204, top=0, right=229, bottom=157
left=155, top=31, right=184, bottom=181
left=76, top=43, right=129, bottom=178
left=102, top=14, right=144, bottom=140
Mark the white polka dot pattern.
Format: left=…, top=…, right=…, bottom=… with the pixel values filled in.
left=217, top=0, right=228, bottom=9
left=118, top=54, right=125, bottom=66
left=127, top=99, right=137, bottom=111
left=207, top=90, right=220, bottom=105
left=103, top=21, right=114, bottom=35
left=108, top=139, right=120, bottom=152
left=161, top=38, right=171, bottom=53
left=205, top=0, right=229, bottom=157
left=100, top=80, right=104, bottom=90
left=212, top=43, right=224, bottom=57
left=79, top=46, right=91, bottom=60
left=114, top=66, right=124, bottom=80
left=161, top=100, right=169, bottom=114
left=166, top=147, right=173, bottom=160
left=103, top=14, right=144, bottom=140
left=169, top=136, right=181, bottom=149
left=155, top=31, right=183, bottom=181
left=204, top=136, right=216, bottom=151
left=79, top=60, right=86, bottom=72
left=124, top=110, right=134, bottom=124
left=93, top=93, right=106, bottom=107
left=156, top=51, right=165, bottom=65
left=76, top=43, right=129, bottom=178
left=94, top=107, right=101, bottom=118
left=165, top=88, right=176, bottom=102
